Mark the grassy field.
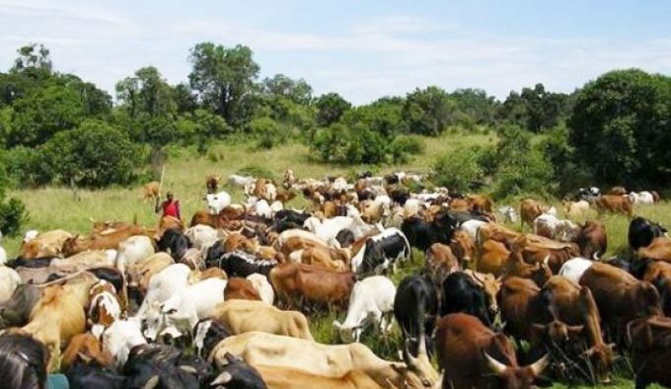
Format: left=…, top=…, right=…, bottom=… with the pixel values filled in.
left=3, top=133, right=668, bottom=388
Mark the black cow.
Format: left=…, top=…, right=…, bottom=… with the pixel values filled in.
left=335, top=228, right=355, bottom=248
left=207, top=352, right=267, bottom=389
left=65, top=361, right=126, bottom=389
left=628, top=216, right=667, bottom=250
left=604, top=256, right=633, bottom=275
left=157, top=228, right=191, bottom=262
left=353, top=229, right=411, bottom=277
left=440, top=272, right=493, bottom=328
left=269, top=210, right=311, bottom=232
left=393, top=275, right=438, bottom=358
left=0, top=284, right=41, bottom=328
left=123, top=344, right=211, bottom=389
left=388, top=186, right=410, bottom=206
left=401, top=217, right=451, bottom=252
left=193, top=319, right=232, bottom=360
left=7, top=256, right=55, bottom=269
left=88, top=267, right=125, bottom=295
left=206, top=251, right=277, bottom=278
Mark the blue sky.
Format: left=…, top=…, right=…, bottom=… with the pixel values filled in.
left=1, top=0, right=670, bottom=105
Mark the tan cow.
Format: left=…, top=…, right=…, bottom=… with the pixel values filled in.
left=210, top=331, right=439, bottom=389
left=142, top=181, right=160, bottom=203
left=19, top=229, right=73, bottom=259
left=212, top=300, right=314, bottom=340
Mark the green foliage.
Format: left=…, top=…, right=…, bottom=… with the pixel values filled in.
left=2, top=146, right=40, bottom=187
left=311, top=123, right=392, bottom=165
left=569, top=68, right=671, bottom=187
left=539, top=125, right=594, bottom=196
left=499, top=83, right=571, bottom=133
left=237, top=165, right=275, bottom=180
left=315, top=93, right=351, bottom=127
left=116, top=66, right=176, bottom=120
left=37, top=119, right=143, bottom=187
left=488, top=125, right=555, bottom=199
left=450, top=88, right=499, bottom=126
left=7, top=82, right=86, bottom=147
left=248, top=116, right=284, bottom=149
left=261, top=74, right=313, bottom=105
left=189, top=42, right=260, bottom=126
left=432, top=146, right=484, bottom=192
left=402, top=86, right=455, bottom=136
left=0, top=198, right=27, bottom=237
left=13, top=43, right=52, bottom=73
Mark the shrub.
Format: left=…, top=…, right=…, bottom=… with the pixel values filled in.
left=432, top=146, right=484, bottom=192
left=392, top=135, right=425, bottom=155
left=0, top=197, right=27, bottom=237
left=37, top=119, right=144, bottom=187
left=238, top=164, right=275, bottom=180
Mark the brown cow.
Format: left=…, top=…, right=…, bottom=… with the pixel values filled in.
left=298, top=246, right=349, bottom=271
left=579, top=262, right=663, bottom=340
left=541, top=276, right=614, bottom=384
left=436, top=313, right=549, bottom=389
left=639, top=259, right=671, bottom=316
left=424, top=243, right=460, bottom=302
left=142, top=181, right=160, bottom=203
left=19, top=271, right=99, bottom=372
left=607, top=186, right=627, bottom=195
left=19, top=229, right=73, bottom=259
left=206, top=174, right=221, bottom=194
left=637, top=237, right=671, bottom=262
left=466, top=194, right=494, bottom=217
left=476, top=239, right=552, bottom=286
left=62, top=225, right=149, bottom=257
left=61, top=332, right=114, bottom=371
left=520, top=199, right=548, bottom=231
left=592, top=194, right=633, bottom=217
left=223, top=232, right=259, bottom=254
left=514, top=235, right=580, bottom=274
left=450, top=229, right=475, bottom=266
left=627, top=315, right=671, bottom=389
left=224, top=277, right=262, bottom=302
left=269, top=263, right=356, bottom=311
left=573, top=220, right=607, bottom=259
left=498, top=277, right=583, bottom=356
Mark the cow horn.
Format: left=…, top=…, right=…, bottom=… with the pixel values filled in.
left=592, top=251, right=600, bottom=261
left=401, top=341, right=419, bottom=368
left=483, top=351, right=508, bottom=375
left=142, top=376, right=160, bottom=389
left=528, top=353, right=550, bottom=377
left=89, top=217, right=96, bottom=223
left=210, top=371, right=233, bottom=386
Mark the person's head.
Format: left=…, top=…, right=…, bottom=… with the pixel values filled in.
left=167, top=192, right=174, bottom=201
left=0, top=333, right=49, bottom=389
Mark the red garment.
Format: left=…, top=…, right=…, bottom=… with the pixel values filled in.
left=162, top=200, right=181, bottom=220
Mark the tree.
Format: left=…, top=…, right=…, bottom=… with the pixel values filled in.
left=569, top=69, right=671, bottom=187
left=499, top=83, right=571, bottom=132
left=37, top=119, right=142, bottom=187
left=315, top=92, right=351, bottom=127
left=189, top=43, right=260, bottom=126
left=13, top=43, right=52, bottom=73
left=449, top=88, right=499, bottom=126
left=261, top=74, right=313, bottom=105
left=343, top=97, right=405, bottom=138
left=7, top=82, right=85, bottom=148
left=172, top=83, right=198, bottom=114
left=402, top=86, right=455, bottom=136
left=116, top=66, right=175, bottom=120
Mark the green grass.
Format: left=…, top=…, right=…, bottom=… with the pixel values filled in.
left=4, top=133, right=669, bottom=388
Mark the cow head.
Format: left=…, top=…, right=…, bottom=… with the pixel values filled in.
left=636, top=281, right=664, bottom=317
left=398, top=340, right=440, bottom=388
left=484, top=351, right=549, bottom=389
left=581, top=342, right=615, bottom=384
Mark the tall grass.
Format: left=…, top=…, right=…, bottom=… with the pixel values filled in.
left=4, top=133, right=669, bottom=388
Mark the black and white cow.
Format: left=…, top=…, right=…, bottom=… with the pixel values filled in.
left=393, top=275, right=438, bottom=358
left=350, top=228, right=411, bottom=277
left=192, top=319, right=232, bottom=360
left=628, top=216, right=667, bottom=251
left=157, top=228, right=192, bottom=262
left=206, top=250, right=277, bottom=278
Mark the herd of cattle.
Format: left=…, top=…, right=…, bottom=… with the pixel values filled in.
left=0, top=170, right=670, bottom=388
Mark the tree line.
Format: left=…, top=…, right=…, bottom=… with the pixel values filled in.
left=0, top=41, right=670, bottom=234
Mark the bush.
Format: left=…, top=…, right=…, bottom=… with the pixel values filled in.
left=37, top=119, right=144, bottom=187
left=392, top=135, right=425, bottom=155
left=248, top=117, right=285, bottom=150
left=432, top=146, right=484, bottom=192
left=238, top=165, right=275, bottom=180
left=0, top=197, right=27, bottom=237
left=311, top=123, right=397, bottom=165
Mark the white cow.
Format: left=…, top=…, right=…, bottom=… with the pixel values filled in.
left=332, top=275, right=396, bottom=343
left=559, top=257, right=594, bottom=285
left=161, top=278, right=228, bottom=336
left=114, top=235, right=155, bottom=275
left=563, top=200, right=590, bottom=220
left=497, top=206, right=518, bottom=224
left=246, top=273, right=274, bottom=305
left=135, top=263, right=191, bottom=339
left=205, top=191, right=232, bottom=215
left=23, top=229, right=39, bottom=243
left=533, top=213, right=580, bottom=242
left=102, top=318, right=147, bottom=369
left=459, top=219, right=489, bottom=241
left=246, top=197, right=273, bottom=219
left=304, top=206, right=380, bottom=242
left=629, top=191, right=655, bottom=205
left=228, top=174, right=255, bottom=188
left=0, top=266, right=21, bottom=304
left=185, top=224, right=220, bottom=251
